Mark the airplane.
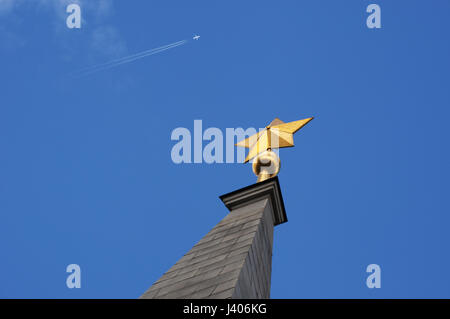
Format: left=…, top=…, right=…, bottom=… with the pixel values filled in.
left=193, top=35, right=200, bottom=40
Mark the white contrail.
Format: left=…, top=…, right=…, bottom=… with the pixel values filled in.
left=73, top=40, right=186, bottom=74
left=70, top=39, right=188, bottom=78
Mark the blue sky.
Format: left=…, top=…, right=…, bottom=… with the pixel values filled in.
left=1, top=0, right=449, bottom=298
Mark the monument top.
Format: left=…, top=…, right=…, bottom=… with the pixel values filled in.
left=220, top=176, right=287, bottom=226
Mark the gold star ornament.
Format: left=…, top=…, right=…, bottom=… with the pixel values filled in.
left=235, top=117, right=314, bottom=182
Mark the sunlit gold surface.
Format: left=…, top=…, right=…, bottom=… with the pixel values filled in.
left=252, top=150, right=280, bottom=182
left=236, top=117, right=314, bottom=181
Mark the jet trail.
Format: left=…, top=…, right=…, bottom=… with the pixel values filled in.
left=70, top=39, right=188, bottom=78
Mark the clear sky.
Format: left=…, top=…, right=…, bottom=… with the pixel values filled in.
left=1, top=0, right=449, bottom=298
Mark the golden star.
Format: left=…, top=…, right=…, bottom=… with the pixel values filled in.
left=236, top=117, right=314, bottom=163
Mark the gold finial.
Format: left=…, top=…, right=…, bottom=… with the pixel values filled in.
left=236, top=117, right=314, bottom=182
